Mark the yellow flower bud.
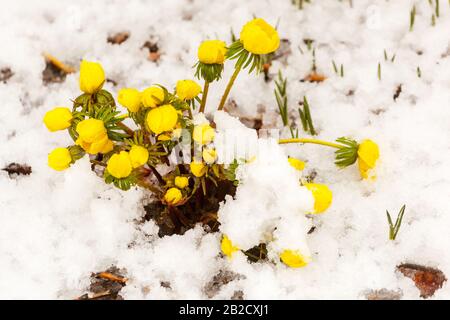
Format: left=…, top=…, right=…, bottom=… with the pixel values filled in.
left=190, top=161, right=207, bottom=177
left=129, top=145, right=149, bottom=168
left=142, top=86, right=165, bottom=108
left=221, top=235, right=239, bottom=258
left=106, top=151, right=132, bottom=179
left=202, top=148, right=217, bottom=164
left=193, top=124, right=215, bottom=145
left=174, top=176, right=189, bottom=189
left=197, top=40, right=227, bottom=64
left=48, top=147, right=72, bottom=171
left=79, top=60, right=105, bottom=94
left=146, top=104, right=179, bottom=135
left=288, top=157, right=305, bottom=171
left=100, top=139, right=114, bottom=154
left=118, top=88, right=142, bottom=113
left=240, top=18, right=280, bottom=55
left=157, top=134, right=172, bottom=141
left=176, top=80, right=202, bottom=100
left=43, top=107, right=73, bottom=132
left=164, top=187, right=183, bottom=205
left=76, top=134, right=113, bottom=155
left=76, top=118, right=107, bottom=143
left=357, top=139, right=379, bottom=180
left=280, top=249, right=311, bottom=268
left=304, top=183, right=332, bottom=214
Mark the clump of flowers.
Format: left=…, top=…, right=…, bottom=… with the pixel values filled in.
left=44, top=18, right=379, bottom=269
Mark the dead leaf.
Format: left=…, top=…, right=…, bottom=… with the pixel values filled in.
left=2, top=163, right=32, bottom=177
left=107, top=31, right=130, bottom=45
left=398, top=263, right=446, bottom=298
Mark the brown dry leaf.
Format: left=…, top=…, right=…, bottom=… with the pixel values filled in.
left=142, top=41, right=160, bottom=62
left=2, top=163, right=32, bottom=177
left=397, top=263, right=447, bottom=298
left=107, top=31, right=130, bottom=45
left=364, top=288, right=402, bottom=300
left=303, top=72, right=327, bottom=83
left=0, top=68, right=14, bottom=83
left=43, top=53, right=75, bottom=74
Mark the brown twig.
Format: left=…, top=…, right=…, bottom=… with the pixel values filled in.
left=117, top=122, right=134, bottom=136
left=96, top=272, right=128, bottom=284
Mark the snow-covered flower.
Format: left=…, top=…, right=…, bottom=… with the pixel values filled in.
left=106, top=151, right=132, bottom=179
left=202, top=148, right=217, bottom=164
left=193, top=124, right=215, bottom=145
left=142, top=86, right=165, bottom=108
left=357, top=139, right=380, bottom=180
left=240, top=18, right=280, bottom=55
left=305, top=183, right=332, bottom=214
left=129, top=145, right=149, bottom=168
left=48, top=147, right=72, bottom=171
left=43, top=107, right=73, bottom=132
left=176, top=80, right=201, bottom=101
left=79, top=60, right=105, bottom=94
left=146, top=104, right=178, bottom=134
left=197, top=40, right=227, bottom=64
left=118, top=88, right=142, bottom=113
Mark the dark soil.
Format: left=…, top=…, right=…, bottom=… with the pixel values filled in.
left=143, top=178, right=236, bottom=237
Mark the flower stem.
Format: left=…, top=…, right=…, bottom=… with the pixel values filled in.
left=218, top=65, right=242, bottom=111
left=278, top=138, right=344, bottom=149
left=117, top=122, right=134, bottom=136
left=199, top=81, right=210, bottom=113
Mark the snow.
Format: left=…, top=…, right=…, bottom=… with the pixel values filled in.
left=1, top=0, right=450, bottom=299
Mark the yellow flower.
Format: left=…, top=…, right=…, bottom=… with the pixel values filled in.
left=288, top=157, right=305, bottom=171
left=202, top=148, right=217, bottom=164
left=118, top=88, right=142, bottom=113
left=193, top=124, right=215, bottom=145
left=76, top=118, right=107, bottom=143
left=157, top=134, right=172, bottom=141
left=76, top=134, right=113, bottom=154
left=221, top=235, right=239, bottom=258
left=280, top=249, right=311, bottom=268
left=190, top=161, right=207, bottom=177
left=164, top=187, right=183, bottom=205
left=142, top=86, right=165, bottom=108
left=107, top=151, right=132, bottom=179
left=129, top=145, right=149, bottom=168
left=48, top=147, right=72, bottom=171
left=304, top=183, right=332, bottom=214
left=240, top=18, right=280, bottom=55
left=174, top=176, right=189, bottom=189
left=198, top=40, right=227, bottom=64
left=43, top=107, right=73, bottom=132
left=146, top=104, right=179, bottom=135
left=79, top=60, right=105, bottom=94
left=357, top=139, right=380, bottom=180
left=176, top=80, right=202, bottom=100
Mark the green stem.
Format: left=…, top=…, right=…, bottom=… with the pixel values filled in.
left=199, top=81, right=210, bottom=113
left=218, top=65, right=242, bottom=111
left=278, top=138, right=344, bottom=149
